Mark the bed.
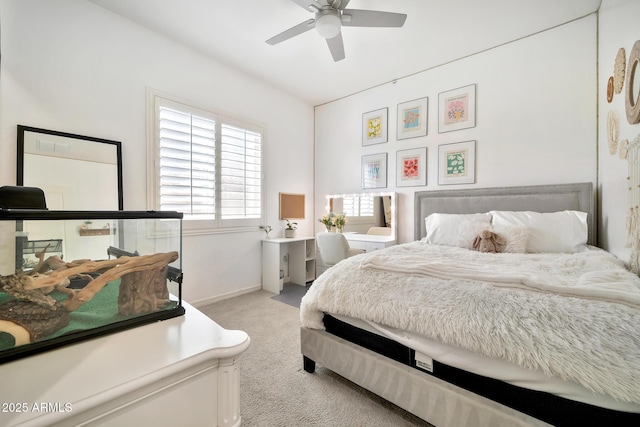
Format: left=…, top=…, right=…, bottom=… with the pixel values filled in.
left=300, top=183, right=640, bottom=427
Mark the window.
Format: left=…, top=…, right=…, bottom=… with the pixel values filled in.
left=149, top=92, right=264, bottom=233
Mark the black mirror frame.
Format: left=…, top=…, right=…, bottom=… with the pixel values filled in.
left=16, top=125, right=124, bottom=210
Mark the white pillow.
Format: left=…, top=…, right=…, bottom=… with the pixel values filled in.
left=490, top=226, right=529, bottom=253
left=490, top=210, right=588, bottom=253
left=425, top=213, right=492, bottom=249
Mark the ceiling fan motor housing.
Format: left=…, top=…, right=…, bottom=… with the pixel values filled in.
left=315, top=9, right=341, bottom=39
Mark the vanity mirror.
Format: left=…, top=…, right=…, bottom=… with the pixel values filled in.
left=326, top=192, right=396, bottom=238
left=17, top=125, right=123, bottom=210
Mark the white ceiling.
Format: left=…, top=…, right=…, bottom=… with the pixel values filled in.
left=89, top=0, right=601, bottom=106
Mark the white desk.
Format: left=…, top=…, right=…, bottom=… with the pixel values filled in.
left=343, top=233, right=396, bottom=253
left=262, top=237, right=316, bottom=294
left=0, top=302, right=250, bottom=427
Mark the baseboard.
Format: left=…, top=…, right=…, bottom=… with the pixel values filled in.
left=189, top=284, right=262, bottom=308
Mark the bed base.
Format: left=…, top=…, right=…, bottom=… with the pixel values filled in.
left=302, top=317, right=640, bottom=427
left=301, top=327, right=551, bottom=427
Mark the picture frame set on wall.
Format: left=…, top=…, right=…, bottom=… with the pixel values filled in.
left=396, top=147, right=427, bottom=187
left=358, top=84, right=477, bottom=188
left=362, top=108, right=388, bottom=146
left=361, top=153, right=387, bottom=189
left=438, top=140, right=476, bottom=185
left=438, top=84, right=477, bottom=133
left=396, top=97, right=428, bottom=140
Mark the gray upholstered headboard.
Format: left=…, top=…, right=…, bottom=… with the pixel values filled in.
left=414, top=182, right=595, bottom=245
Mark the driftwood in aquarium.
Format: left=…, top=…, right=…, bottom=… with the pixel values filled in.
left=0, top=251, right=178, bottom=348
left=6, top=247, right=84, bottom=307
left=0, top=300, right=70, bottom=345
left=0, top=273, right=76, bottom=309
left=118, top=265, right=171, bottom=315
left=1, top=252, right=179, bottom=312
left=36, top=252, right=178, bottom=312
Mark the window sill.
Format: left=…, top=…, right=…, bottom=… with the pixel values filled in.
left=181, top=225, right=259, bottom=237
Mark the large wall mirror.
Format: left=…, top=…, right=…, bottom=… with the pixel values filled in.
left=327, top=192, right=396, bottom=238
left=17, top=125, right=123, bottom=211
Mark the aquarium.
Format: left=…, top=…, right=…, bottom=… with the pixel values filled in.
left=0, top=209, right=183, bottom=363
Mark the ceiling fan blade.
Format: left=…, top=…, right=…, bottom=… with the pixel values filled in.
left=291, top=0, right=323, bottom=13
left=266, top=19, right=315, bottom=45
left=341, top=9, right=407, bottom=27
left=326, top=32, right=345, bottom=62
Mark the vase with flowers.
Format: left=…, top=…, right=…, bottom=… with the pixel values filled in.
left=333, top=214, right=347, bottom=233
left=259, top=225, right=272, bottom=239
left=319, top=214, right=334, bottom=232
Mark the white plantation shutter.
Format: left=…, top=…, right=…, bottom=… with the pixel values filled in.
left=342, top=195, right=356, bottom=216
left=220, top=123, right=262, bottom=220
left=359, top=194, right=375, bottom=217
left=342, top=194, right=374, bottom=217
left=159, top=106, right=216, bottom=219
left=153, top=94, right=264, bottom=231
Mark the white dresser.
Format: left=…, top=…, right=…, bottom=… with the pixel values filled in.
left=0, top=302, right=250, bottom=427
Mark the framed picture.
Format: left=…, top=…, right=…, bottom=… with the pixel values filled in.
left=438, top=84, right=476, bottom=133
left=362, top=108, right=388, bottom=146
left=438, top=140, right=476, bottom=185
left=396, top=148, right=427, bottom=187
left=362, top=153, right=387, bottom=189
left=396, top=97, right=428, bottom=140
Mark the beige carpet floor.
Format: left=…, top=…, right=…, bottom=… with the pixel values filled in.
left=199, top=290, right=433, bottom=427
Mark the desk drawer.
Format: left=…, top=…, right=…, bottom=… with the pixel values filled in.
left=348, top=240, right=386, bottom=252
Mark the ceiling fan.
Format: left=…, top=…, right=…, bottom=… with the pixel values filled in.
left=266, top=0, right=407, bottom=62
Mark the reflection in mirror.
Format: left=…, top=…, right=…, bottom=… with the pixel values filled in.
left=17, top=125, right=123, bottom=210
left=327, top=192, right=395, bottom=238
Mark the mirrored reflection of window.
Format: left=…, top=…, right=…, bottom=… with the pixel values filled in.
left=327, top=193, right=394, bottom=236
left=342, top=194, right=374, bottom=217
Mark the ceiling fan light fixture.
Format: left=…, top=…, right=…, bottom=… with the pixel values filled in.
left=267, top=1, right=407, bottom=61
left=315, top=12, right=341, bottom=39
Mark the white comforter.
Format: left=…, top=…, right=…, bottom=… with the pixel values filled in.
left=300, top=242, right=640, bottom=404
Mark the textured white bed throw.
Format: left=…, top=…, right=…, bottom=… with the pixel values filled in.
left=362, top=248, right=640, bottom=310
left=300, top=242, right=640, bottom=403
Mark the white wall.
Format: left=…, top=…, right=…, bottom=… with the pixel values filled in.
left=0, top=0, right=315, bottom=304
left=598, top=0, right=640, bottom=264
left=315, top=16, right=598, bottom=244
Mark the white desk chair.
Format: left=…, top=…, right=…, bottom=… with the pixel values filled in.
left=316, top=232, right=365, bottom=267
